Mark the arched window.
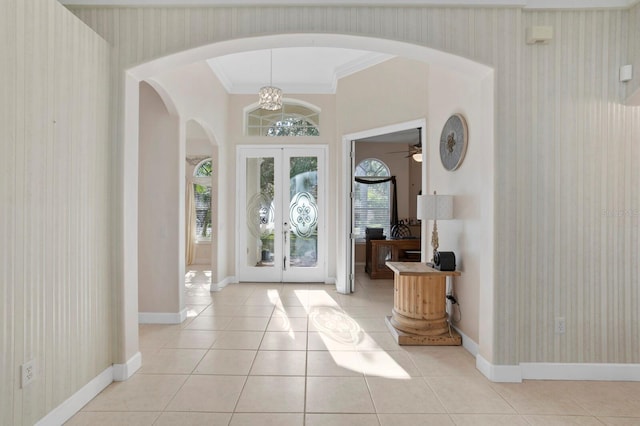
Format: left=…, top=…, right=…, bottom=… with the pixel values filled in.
left=193, top=159, right=212, bottom=241
left=246, top=101, right=320, bottom=136
left=354, top=158, right=391, bottom=240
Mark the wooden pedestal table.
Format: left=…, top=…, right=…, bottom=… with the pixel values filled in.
left=385, top=262, right=462, bottom=345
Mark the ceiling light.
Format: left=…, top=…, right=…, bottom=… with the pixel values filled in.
left=258, top=50, right=283, bottom=111
left=412, top=152, right=422, bottom=162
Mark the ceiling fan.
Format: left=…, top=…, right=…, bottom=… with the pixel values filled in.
left=386, top=128, right=422, bottom=162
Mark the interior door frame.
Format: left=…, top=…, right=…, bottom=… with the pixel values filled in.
left=340, top=118, right=427, bottom=294
left=236, top=144, right=328, bottom=283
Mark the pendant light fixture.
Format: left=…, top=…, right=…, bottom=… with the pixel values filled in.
left=258, top=50, right=283, bottom=111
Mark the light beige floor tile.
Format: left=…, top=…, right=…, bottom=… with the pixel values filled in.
left=199, top=305, right=241, bottom=316
left=225, top=316, right=271, bottom=331
left=427, top=376, right=515, bottom=414
left=233, top=305, right=277, bottom=317
left=185, top=304, right=210, bottom=318
left=138, top=348, right=206, bottom=374
left=165, top=375, right=246, bottom=412
left=138, top=325, right=180, bottom=348
left=307, top=307, right=359, bottom=334
left=161, top=330, right=220, bottom=349
left=65, top=411, right=160, bottom=425
left=274, top=306, right=310, bottom=317
left=194, top=349, right=257, bottom=375
left=76, top=271, right=640, bottom=425
left=491, top=381, right=589, bottom=415
left=278, top=296, right=307, bottom=307
left=367, top=376, right=446, bottom=414
left=306, top=377, right=375, bottom=413
left=83, top=374, right=188, bottom=412
left=342, top=305, right=393, bottom=318
left=230, top=413, right=304, bottom=426
left=562, top=382, right=640, bottom=417
left=243, top=295, right=278, bottom=306
left=210, top=331, right=264, bottom=350
left=354, top=331, right=400, bottom=351
left=305, top=413, right=380, bottom=426
left=235, top=376, right=306, bottom=412
left=184, top=296, right=216, bottom=305
left=267, top=315, right=308, bottom=332
left=184, top=315, right=233, bottom=330
left=449, top=414, right=531, bottom=425
left=523, top=415, right=607, bottom=425
left=358, top=350, right=420, bottom=378
left=306, top=350, right=364, bottom=376
left=154, top=412, right=232, bottom=426
left=406, top=347, right=481, bottom=377
left=377, top=413, right=454, bottom=426
left=250, top=350, right=306, bottom=376
left=260, top=331, right=307, bottom=350
left=353, top=317, right=391, bottom=332
left=307, top=331, right=357, bottom=351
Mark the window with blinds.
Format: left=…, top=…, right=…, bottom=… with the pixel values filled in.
left=353, top=159, right=391, bottom=240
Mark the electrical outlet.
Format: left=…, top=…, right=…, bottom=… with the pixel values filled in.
left=555, top=317, right=566, bottom=334
left=21, top=360, right=35, bottom=388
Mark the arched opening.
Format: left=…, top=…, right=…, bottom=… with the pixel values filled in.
left=121, top=34, right=495, bottom=377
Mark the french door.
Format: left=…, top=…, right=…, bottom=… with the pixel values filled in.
left=237, top=146, right=326, bottom=282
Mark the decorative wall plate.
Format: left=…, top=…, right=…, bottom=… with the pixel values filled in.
left=439, top=114, right=468, bottom=171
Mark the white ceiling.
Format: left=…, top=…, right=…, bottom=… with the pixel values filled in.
left=206, top=48, right=392, bottom=94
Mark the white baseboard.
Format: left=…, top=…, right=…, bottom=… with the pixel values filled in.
left=476, top=354, right=640, bottom=383
left=211, top=275, right=235, bottom=292
left=138, top=308, right=187, bottom=324
left=476, top=354, right=523, bottom=382
left=112, top=351, right=142, bottom=381
left=452, top=325, right=478, bottom=357
left=35, top=352, right=143, bottom=425
left=35, top=366, right=113, bottom=426
left=521, top=362, right=640, bottom=381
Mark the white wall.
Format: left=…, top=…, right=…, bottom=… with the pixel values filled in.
left=152, top=62, right=230, bottom=283
left=1, top=0, right=112, bottom=424
left=426, top=66, right=495, bottom=347
left=138, top=82, right=182, bottom=316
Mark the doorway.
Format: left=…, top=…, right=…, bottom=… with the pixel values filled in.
left=237, top=145, right=327, bottom=282
left=342, top=119, right=426, bottom=294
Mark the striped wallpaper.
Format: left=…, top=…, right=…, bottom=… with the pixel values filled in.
left=68, top=5, right=640, bottom=367
left=1, top=1, right=111, bottom=424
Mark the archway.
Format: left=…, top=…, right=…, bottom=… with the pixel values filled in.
left=121, top=34, right=495, bottom=379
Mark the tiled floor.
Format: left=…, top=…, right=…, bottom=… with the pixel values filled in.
left=66, top=267, right=640, bottom=425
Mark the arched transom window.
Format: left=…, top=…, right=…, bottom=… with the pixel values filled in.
left=246, top=101, right=320, bottom=136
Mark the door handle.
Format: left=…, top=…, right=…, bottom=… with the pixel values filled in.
left=283, top=256, right=287, bottom=271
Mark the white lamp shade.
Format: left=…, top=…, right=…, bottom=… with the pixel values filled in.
left=417, top=194, right=453, bottom=220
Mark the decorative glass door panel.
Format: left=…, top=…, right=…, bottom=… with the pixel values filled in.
left=238, top=147, right=325, bottom=283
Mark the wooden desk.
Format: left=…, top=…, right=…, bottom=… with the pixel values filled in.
left=366, top=239, right=421, bottom=279
left=385, top=262, right=462, bottom=345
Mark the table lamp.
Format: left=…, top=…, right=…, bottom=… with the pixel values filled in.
left=416, top=191, right=453, bottom=262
